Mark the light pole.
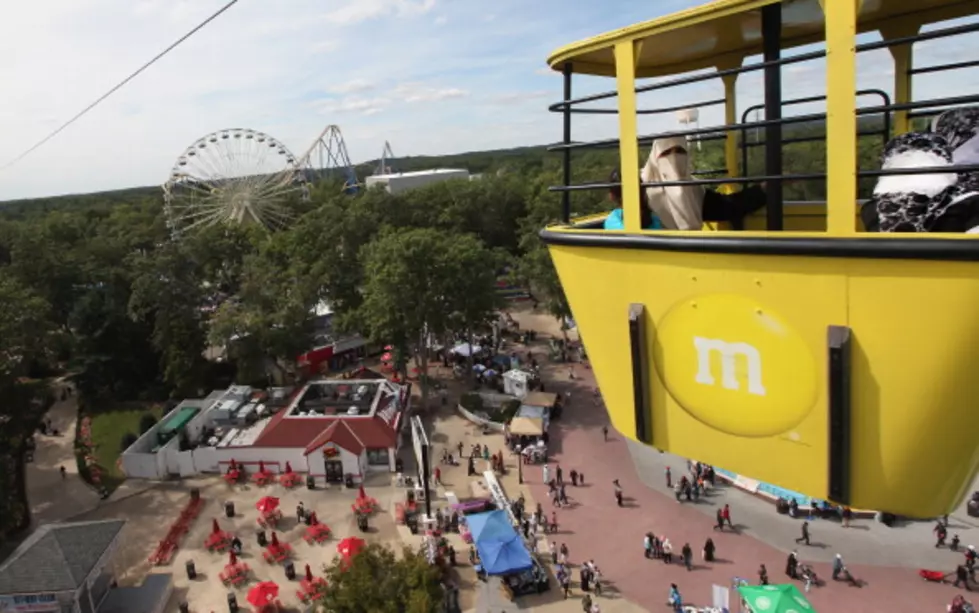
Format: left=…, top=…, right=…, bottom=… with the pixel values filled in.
left=676, top=108, right=701, bottom=151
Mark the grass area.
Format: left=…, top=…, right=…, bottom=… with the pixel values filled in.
left=88, top=401, right=164, bottom=492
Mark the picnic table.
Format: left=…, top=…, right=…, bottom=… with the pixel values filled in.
left=258, top=509, right=283, bottom=528
left=303, top=523, right=331, bottom=544
left=296, top=577, right=328, bottom=604
left=263, top=542, right=292, bottom=564
left=253, top=471, right=275, bottom=486
left=205, top=530, right=232, bottom=552
left=220, top=562, right=250, bottom=587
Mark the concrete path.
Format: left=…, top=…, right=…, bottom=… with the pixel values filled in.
left=626, top=440, right=979, bottom=568
left=25, top=381, right=101, bottom=525
left=509, top=306, right=970, bottom=613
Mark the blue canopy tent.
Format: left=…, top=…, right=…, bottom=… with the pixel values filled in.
left=466, top=511, right=534, bottom=575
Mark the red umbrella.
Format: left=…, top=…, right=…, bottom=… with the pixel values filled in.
left=229, top=550, right=237, bottom=566
left=270, top=532, right=279, bottom=546
left=305, top=564, right=313, bottom=582
left=381, top=352, right=392, bottom=362
left=229, top=458, right=237, bottom=469
left=309, top=512, right=318, bottom=525
left=258, top=460, right=266, bottom=473
left=285, top=461, right=293, bottom=473
left=246, top=581, right=279, bottom=607
left=337, top=536, right=365, bottom=559
left=211, top=518, right=220, bottom=534
left=384, top=345, right=393, bottom=350
left=256, top=496, right=280, bottom=514
left=358, top=484, right=366, bottom=500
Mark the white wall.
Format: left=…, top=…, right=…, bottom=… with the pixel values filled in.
left=191, top=446, right=220, bottom=473
left=162, top=438, right=181, bottom=476
left=120, top=451, right=162, bottom=480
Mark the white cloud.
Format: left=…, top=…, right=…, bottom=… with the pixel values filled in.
left=330, top=79, right=377, bottom=95
left=0, top=0, right=976, bottom=200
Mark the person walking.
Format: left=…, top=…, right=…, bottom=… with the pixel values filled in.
left=796, top=521, right=811, bottom=545
left=681, top=543, right=693, bottom=570
left=713, top=508, right=725, bottom=531
left=602, top=425, right=609, bottom=441
left=721, top=504, right=732, bottom=529
left=613, top=479, right=623, bottom=506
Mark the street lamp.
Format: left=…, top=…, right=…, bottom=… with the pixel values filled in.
left=676, top=108, right=701, bottom=151
left=517, top=448, right=524, bottom=484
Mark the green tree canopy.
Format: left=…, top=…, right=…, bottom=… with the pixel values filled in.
left=317, top=543, right=444, bottom=613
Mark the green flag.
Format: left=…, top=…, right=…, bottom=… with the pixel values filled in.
left=736, top=584, right=816, bottom=613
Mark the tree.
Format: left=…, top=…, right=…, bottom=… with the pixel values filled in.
left=129, top=241, right=209, bottom=397
left=317, top=543, right=444, bottom=613
left=208, top=232, right=320, bottom=385
left=358, top=228, right=499, bottom=410
left=0, top=270, right=52, bottom=378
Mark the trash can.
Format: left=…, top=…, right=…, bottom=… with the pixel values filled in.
left=225, top=501, right=235, bottom=518
left=284, top=561, right=296, bottom=581
left=227, top=592, right=238, bottom=613
left=257, top=531, right=268, bottom=547
left=179, top=603, right=190, bottom=613
left=185, top=560, right=196, bottom=580
left=306, top=474, right=316, bottom=490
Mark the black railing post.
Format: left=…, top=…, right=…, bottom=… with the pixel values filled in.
left=762, top=3, right=783, bottom=231
left=562, top=62, right=573, bottom=223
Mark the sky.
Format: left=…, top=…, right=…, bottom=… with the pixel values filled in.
left=0, top=0, right=976, bottom=200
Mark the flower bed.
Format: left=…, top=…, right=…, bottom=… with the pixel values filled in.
left=75, top=416, right=103, bottom=489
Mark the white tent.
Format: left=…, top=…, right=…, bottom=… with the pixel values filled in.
left=503, top=369, right=532, bottom=398
left=450, top=342, right=482, bottom=357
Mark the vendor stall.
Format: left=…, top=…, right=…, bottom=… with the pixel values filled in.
left=466, top=511, right=533, bottom=577
left=508, top=417, right=543, bottom=438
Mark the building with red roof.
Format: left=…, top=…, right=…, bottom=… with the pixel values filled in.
left=119, top=378, right=411, bottom=485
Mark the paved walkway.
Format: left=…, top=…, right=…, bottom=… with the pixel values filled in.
left=510, top=307, right=969, bottom=613
left=25, top=382, right=101, bottom=525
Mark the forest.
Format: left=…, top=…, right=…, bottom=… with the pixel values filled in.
left=0, top=121, right=886, bottom=541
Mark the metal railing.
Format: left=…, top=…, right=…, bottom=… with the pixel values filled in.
left=548, top=18, right=979, bottom=227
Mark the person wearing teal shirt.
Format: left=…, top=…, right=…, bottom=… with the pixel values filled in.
left=604, top=169, right=664, bottom=230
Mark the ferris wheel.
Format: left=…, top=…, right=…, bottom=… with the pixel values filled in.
left=163, top=128, right=309, bottom=235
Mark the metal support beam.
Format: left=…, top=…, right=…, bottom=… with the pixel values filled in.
left=762, top=3, right=783, bottom=231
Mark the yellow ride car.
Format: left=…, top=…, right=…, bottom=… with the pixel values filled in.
left=541, top=0, right=979, bottom=517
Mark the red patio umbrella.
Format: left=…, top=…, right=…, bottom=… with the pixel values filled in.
left=285, top=461, right=293, bottom=473
left=305, top=564, right=313, bottom=582
left=247, top=581, right=279, bottom=607
left=337, top=536, right=365, bottom=559
left=358, top=484, right=366, bottom=500
left=258, top=460, right=266, bottom=473
left=256, top=496, right=280, bottom=514
left=384, top=345, right=393, bottom=350
left=229, top=550, right=237, bottom=566
left=309, top=512, right=318, bottom=525
left=381, top=352, right=392, bottom=362
left=229, top=458, right=237, bottom=470
left=211, top=518, right=220, bottom=534
left=270, top=532, right=280, bottom=547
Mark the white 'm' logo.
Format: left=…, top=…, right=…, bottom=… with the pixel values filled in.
left=693, top=337, right=766, bottom=396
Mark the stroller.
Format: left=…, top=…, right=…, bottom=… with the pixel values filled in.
left=799, top=564, right=819, bottom=591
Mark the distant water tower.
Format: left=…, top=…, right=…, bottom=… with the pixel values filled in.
left=676, top=108, right=701, bottom=151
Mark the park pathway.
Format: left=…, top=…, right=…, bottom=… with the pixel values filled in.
left=511, top=307, right=967, bottom=613
left=25, top=380, right=101, bottom=525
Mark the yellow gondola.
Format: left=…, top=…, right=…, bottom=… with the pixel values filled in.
left=541, top=0, right=979, bottom=517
